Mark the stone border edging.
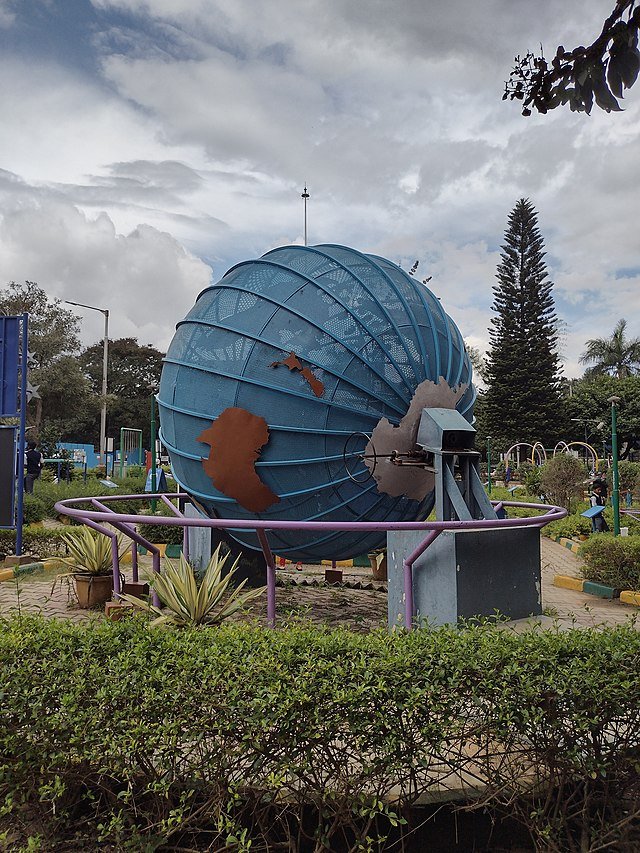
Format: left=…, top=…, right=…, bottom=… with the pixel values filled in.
left=546, top=533, right=583, bottom=554
left=553, top=573, right=640, bottom=607
left=0, top=559, right=64, bottom=583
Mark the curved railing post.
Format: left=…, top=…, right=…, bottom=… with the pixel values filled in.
left=55, top=492, right=567, bottom=629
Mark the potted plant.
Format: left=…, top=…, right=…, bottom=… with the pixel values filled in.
left=59, top=527, right=130, bottom=608
left=118, top=545, right=265, bottom=627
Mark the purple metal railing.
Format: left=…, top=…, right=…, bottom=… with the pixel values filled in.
left=55, top=493, right=566, bottom=629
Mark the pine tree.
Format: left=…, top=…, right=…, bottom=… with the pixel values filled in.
left=484, top=199, right=563, bottom=448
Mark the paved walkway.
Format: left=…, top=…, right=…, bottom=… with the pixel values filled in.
left=0, top=537, right=637, bottom=630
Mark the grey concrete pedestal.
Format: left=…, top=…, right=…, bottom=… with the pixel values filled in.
left=387, top=528, right=541, bottom=628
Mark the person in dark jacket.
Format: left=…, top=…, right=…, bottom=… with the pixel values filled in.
left=24, top=441, right=42, bottom=493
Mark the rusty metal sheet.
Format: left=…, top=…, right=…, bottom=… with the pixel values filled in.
left=197, top=407, right=280, bottom=513
left=270, top=351, right=324, bottom=397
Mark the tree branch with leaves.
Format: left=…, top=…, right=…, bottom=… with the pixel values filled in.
left=504, top=1, right=640, bottom=115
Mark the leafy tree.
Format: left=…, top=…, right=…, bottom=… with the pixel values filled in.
left=0, top=281, right=94, bottom=437
left=484, top=199, right=564, bottom=449
left=465, top=342, right=488, bottom=384
left=566, top=374, right=640, bottom=459
left=505, top=1, right=640, bottom=115
left=80, top=338, right=164, bottom=447
left=579, top=319, right=640, bottom=378
left=540, top=454, right=588, bottom=512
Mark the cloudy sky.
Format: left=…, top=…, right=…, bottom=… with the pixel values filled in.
left=0, top=0, right=637, bottom=377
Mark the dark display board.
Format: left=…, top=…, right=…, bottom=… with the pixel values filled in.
left=0, top=427, right=16, bottom=528
left=0, top=316, right=20, bottom=417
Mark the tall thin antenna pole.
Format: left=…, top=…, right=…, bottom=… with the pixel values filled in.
left=301, top=185, right=309, bottom=246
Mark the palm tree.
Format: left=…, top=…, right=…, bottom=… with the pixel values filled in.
left=579, top=319, right=640, bottom=379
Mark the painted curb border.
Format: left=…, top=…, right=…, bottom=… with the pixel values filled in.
left=0, top=558, right=64, bottom=582
left=547, top=533, right=583, bottom=554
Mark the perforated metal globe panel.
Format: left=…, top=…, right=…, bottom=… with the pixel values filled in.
left=159, top=244, right=475, bottom=560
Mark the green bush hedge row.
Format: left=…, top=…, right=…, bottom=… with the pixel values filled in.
left=0, top=527, right=69, bottom=558
left=580, top=534, right=640, bottom=590
left=1, top=617, right=639, bottom=851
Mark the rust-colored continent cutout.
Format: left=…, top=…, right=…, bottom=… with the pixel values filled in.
left=270, top=351, right=324, bottom=397
left=197, top=407, right=280, bottom=513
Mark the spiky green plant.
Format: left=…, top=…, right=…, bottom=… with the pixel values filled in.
left=60, top=526, right=130, bottom=576
left=118, top=545, right=266, bottom=627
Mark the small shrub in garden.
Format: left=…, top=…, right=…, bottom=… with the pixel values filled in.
left=22, top=494, right=46, bottom=525
left=120, top=546, right=265, bottom=627
left=540, top=454, right=588, bottom=512
left=543, top=512, right=592, bottom=540
left=580, top=534, right=640, bottom=590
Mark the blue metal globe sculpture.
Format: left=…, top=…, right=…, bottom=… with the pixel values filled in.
left=158, top=244, right=476, bottom=560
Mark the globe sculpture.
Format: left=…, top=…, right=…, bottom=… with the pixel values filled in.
left=158, top=244, right=476, bottom=560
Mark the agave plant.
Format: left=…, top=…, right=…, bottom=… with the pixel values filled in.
left=60, top=526, right=130, bottom=576
left=118, top=545, right=265, bottom=627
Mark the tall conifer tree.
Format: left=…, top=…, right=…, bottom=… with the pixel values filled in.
left=484, top=199, right=562, bottom=447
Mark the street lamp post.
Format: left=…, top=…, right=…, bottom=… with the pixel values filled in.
left=65, top=301, right=109, bottom=469
left=608, top=396, right=621, bottom=536
left=570, top=418, right=590, bottom=444
left=486, top=436, right=492, bottom=495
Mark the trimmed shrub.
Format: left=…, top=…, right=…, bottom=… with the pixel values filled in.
left=22, top=494, right=46, bottom=525
left=540, top=454, right=588, bottom=512
left=0, top=527, right=69, bottom=557
left=0, top=617, right=639, bottom=852
left=137, top=517, right=184, bottom=545
left=580, top=534, right=640, bottom=590
left=543, top=512, right=592, bottom=540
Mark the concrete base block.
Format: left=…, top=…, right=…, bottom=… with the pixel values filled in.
left=4, top=554, right=35, bottom=567
left=324, top=568, right=343, bottom=585
left=554, top=574, right=584, bottom=591
left=105, top=602, right=133, bottom=621
left=122, top=581, right=149, bottom=599
left=583, top=580, right=619, bottom=599
left=388, top=527, right=541, bottom=628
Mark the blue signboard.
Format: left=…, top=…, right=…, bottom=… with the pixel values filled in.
left=0, top=316, right=20, bottom=417
left=581, top=505, right=605, bottom=518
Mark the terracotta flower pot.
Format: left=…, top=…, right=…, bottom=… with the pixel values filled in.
left=74, top=573, right=114, bottom=609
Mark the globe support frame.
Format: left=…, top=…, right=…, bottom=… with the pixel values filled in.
left=55, top=493, right=567, bottom=630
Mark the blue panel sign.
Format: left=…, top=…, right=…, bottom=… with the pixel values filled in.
left=582, top=505, right=605, bottom=518
left=0, top=316, right=20, bottom=417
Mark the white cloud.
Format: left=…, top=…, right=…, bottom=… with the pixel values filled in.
left=0, top=0, right=636, bottom=380
left=0, top=188, right=211, bottom=349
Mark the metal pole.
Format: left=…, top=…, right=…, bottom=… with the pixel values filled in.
left=151, top=397, right=157, bottom=513
left=15, top=313, right=28, bottom=556
left=609, top=396, right=621, bottom=536
left=301, top=185, right=309, bottom=246
left=63, top=300, right=109, bottom=471
left=100, top=310, right=109, bottom=471
left=486, top=436, right=492, bottom=495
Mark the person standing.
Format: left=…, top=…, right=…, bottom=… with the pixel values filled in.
left=589, top=484, right=608, bottom=533
left=24, top=441, right=42, bottom=494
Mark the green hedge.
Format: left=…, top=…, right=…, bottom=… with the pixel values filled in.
left=22, top=494, right=46, bottom=525
left=1, top=617, right=639, bottom=851
left=542, top=512, right=592, bottom=540
left=0, top=526, right=69, bottom=558
left=32, top=479, right=148, bottom=520
left=580, top=534, right=640, bottom=590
